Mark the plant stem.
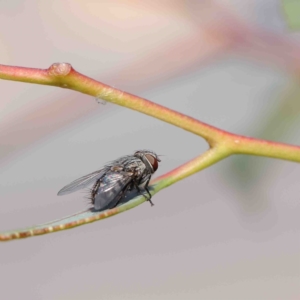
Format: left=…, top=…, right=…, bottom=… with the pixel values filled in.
left=0, top=63, right=299, bottom=240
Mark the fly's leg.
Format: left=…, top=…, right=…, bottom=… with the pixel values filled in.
left=133, top=177, right=154, bottom=206
left=144, top=177, right=154, bottom=206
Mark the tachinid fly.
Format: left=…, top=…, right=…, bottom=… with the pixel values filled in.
left=58, top=150, right=160, bottom=211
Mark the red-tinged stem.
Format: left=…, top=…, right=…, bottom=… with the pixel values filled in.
left=226, top=135, right=300, bottom=163
left=0, top=63, right=226, bottom=144
left=153, top=146, right=231, bottom=188
left=151, top=135, right=300, bottom=190
left=0, top=63, right=299, bottom=165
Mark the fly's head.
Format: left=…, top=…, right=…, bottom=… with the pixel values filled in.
left=134, top=150, right=161, bottom=174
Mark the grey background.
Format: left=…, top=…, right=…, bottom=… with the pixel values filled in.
left=0, top=1, right=299, bottom=299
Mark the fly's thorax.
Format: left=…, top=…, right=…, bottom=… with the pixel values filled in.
left=121, top=157, right=146, bottom=177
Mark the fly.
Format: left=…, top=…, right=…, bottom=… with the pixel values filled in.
left=57, top=150, right=161, bottom=211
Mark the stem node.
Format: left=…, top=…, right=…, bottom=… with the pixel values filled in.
left=48, top=62, right=72, bottom=77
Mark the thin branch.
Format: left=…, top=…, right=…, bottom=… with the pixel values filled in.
left=0, top=147, right=229, bottom=241
left=0, top=63, right=225, bottom=144
left=1, top=63, right=299, bottom=163
left=0, top=63, right=299, bottom=241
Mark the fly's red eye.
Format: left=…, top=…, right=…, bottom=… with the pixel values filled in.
left=145, top=154, right=159, bottom=172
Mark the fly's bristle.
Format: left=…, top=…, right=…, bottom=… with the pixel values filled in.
left=83, top=194, right=92, bottom=201
left=83, top=198, right=94, bottom=210
left=80, top=187, right=96, bottom=206
left=80, top=187, right=93, bottom=193
left=83, top=198, right=94, bottom=209
left=83, top=193, right=94, bottom=201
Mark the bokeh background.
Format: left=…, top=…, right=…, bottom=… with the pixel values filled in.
left=0, top=1, right=299, bottom=299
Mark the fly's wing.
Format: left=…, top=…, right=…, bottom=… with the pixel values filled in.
left=94, top=171, right=132, bottom=211
left=57, top=168, right=108, bottom=195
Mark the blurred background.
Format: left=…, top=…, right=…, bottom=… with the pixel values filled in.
left=0, top=1, right=299, bottom=299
